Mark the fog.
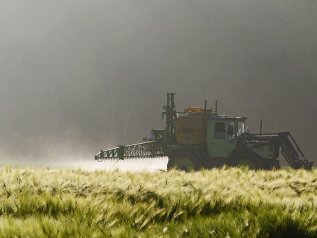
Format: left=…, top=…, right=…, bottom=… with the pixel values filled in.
left=0, top=0, right=316, bottom=167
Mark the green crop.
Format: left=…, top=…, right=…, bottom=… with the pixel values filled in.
left=0, top=167, right=316, bottom=237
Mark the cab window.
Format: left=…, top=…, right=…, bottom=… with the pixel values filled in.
left=228, top=122, right=236, bottom=142
left=237, top=122, right=245, bottom=136
left=214, top=122, right=226, bottom=139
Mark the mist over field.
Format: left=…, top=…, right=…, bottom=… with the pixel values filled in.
left=0, top=0, right=316, bottom=166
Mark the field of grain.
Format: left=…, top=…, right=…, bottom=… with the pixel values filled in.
left=0, top=167, right=316, bottom=237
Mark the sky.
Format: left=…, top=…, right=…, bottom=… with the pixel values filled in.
left=0, top=0, right=316, bottom=163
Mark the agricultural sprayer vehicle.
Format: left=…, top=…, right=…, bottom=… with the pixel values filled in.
left=95, top=93, right=313, bottom=170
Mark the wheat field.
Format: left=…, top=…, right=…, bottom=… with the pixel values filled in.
left=0, top=166, right=316, bottom=237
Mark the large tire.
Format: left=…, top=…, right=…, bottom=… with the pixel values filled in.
left=166, top=148, right=208, bottom=171
left=229, top=143, right=277, bottom=170
left=236, top=159, right=256, bottom=169
left=167, top=157, right=195, bottom=171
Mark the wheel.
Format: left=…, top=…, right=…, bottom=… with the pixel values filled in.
left=167, top=157, right=195, bottom=171
left=236, top=159, right=256, bottom=169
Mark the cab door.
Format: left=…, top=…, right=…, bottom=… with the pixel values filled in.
left=207, top=120, right=229, bottom=157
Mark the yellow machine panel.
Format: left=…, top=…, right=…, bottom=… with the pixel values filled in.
left=175, top=115, right=205, bottom=145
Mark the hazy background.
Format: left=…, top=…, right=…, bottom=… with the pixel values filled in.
left=0, top=0, right=316, bottom=165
